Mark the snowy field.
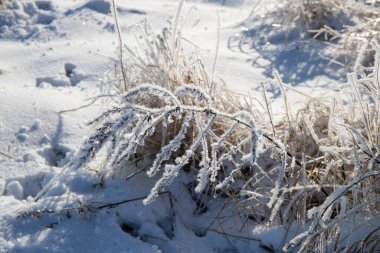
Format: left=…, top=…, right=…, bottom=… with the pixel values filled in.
left=0, top=0, right=379, bottom=252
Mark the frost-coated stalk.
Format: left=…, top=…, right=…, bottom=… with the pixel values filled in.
left=370, top=39, right=380, bottom=89
left=194, top=113, right=211, bottom=193
left=73, top=112, right=137, bottom=171
left=172, top=0, right=185, bottom=56
left=107, top=114, right=146, bottom=167
left=267, top=140, right=288, bottom=210
left=36, top=111, right=136, bottom=201
left=112, top=109, right=174, bottom=165
left=370, top=39, right=380, bottom=143
left=175, top=85, right=212, bottom=108
left=303, top=115, right=320, bottom=145
left=301, top=153, right=306, bottom=223
left=273, top=70, right=293, bottom=132
left=111, top=0, right=127, bottom=91
left=148, top=113, right=192, bottom=177
left=123, top=84, right=181, bottom=108
left=261, top=82, right=276, bottom=136
left=210, top=11, right=220, bottom=97
left=348, top=73, right=374, bottom=148
left=234, top=111, right=260, bottom=166
left=144, top=114, right=216, bottom=204
left=210, top=121, right=238, bottom=182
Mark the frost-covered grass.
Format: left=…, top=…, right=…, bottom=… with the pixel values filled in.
left=237, top=0, right=379, bottom=68
left=1, top=0, right=380, bottom=252
left=268, top=39, right=380, bottom=252
left=37, top=13, right=380, bottom=252
left=108, top=8, right=242, bottom=115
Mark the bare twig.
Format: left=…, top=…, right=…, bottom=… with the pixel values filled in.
left=0, top=151, right=14, bottom=160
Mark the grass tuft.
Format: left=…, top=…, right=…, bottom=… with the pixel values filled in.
left=36, top=2, right=380, bottom=252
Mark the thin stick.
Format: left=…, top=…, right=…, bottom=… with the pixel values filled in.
left=193, top=225, right=261, bottom=242
left=26, top=192, right=171, bottom=217
left=0, top=151, right=14, bottom=160
left=94, top=191, right=171, bottom=209
left=125, top=165, right=149, bottom=181
left=59, top=100, right=98, bottom=114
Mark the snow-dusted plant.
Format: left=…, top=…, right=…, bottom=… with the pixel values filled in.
left=228, top=38, right=379, bottom=253
left=59, top=84, right=270, bottom=206
left=234, top=0, right=379, bottom=67
left=34, top=2, right=379, bottom=250
left=267, top=39, right=380, bottom=252
left=106, top=1, right=241, bottom=116
left=58, top=53, right=380, bottom=250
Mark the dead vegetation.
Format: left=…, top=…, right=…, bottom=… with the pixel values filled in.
left=78, top=13, right=380, bottom=250
left=240, top=0, right=380, bottom=67
left=35, top=1, right=380, bottom=252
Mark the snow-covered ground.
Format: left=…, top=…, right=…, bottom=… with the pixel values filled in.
left=0, top=0, right=364, bottom=252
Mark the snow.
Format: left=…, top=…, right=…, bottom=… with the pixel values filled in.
left=0, top=0, right=58, bottom=40
left=0, top=178, right=6, bottom=195
left=5, top=180, right=24, bottom=200
left=0, top=0, right=378, bottom=252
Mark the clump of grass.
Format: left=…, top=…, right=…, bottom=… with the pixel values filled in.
left=238, top=0, right=380, bottom=67
left=107, top=0, right=242, bottom=116
left=36, top=1, right=380, bottom=251
left=113, top=22, right=242, bottom=115
left=49, top=32, right=379, bottom=251
left=91, top=33, right=380, bottom=251
left=264, top=39, right=380, bottom=252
